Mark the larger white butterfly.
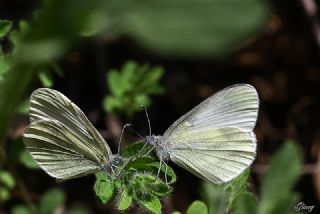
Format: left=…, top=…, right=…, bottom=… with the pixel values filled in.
left=145, top=84, right=259, bottom=184
left=23, top=88, right=122, bottom=180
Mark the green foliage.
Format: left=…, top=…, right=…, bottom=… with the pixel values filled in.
left=11, top=188, right=65, bottom=214
left=258, top=140, right=301, bottom=214
left=233, top=193, right=257, bottom=214
left=0, top=170, right=15, bottom=202
left=11, top=205, right=31, bottom=214
left=199, top=141, right=302, bottom=214
left=186, top=201, right=209, bottom=214
left=201, top=169, right=250, bottom=214
left=0, top=20, right=12, bottom=38
left=103, top=61, right=164, bottom=117
left=94, top=142, right=176, bottom=213
left=39, top=188, right=65, bottom=214
left=118, top=188, right=132, bottom=211
left=94, top=172, right=115, bottom=204
left=104, top=0, right=271, bottom=57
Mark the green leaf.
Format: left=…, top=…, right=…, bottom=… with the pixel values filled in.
left=224, top=169, right=250, bottom=211
left=11, top=205, right=32, bottom=214
left=140, top=197, right=162, bottom=214
left=94, top=172, right=115, bottom=204
left=39, top=188, right=65, bottom=214
left=0, top=170, right=15, bottom=189
left=17, top=100, right=29, bottom=114
left=146, top=67, right=164, bottom=83
left=259, top=140, right=302, bottom=214
left=233, top=193, right=257, bottom=214
left=186, top=200, right=208, bottom=214
left=118, top=188, right=133, bottom=211
left=107, top=71, right=125, bottom=96
left=172, top=212, right=181, bottom=214
left=0, top=55, right=11, bottom=75
left=108, top=0, right=271, bottom=57
left=134, top=94, right=151, bottom=108
left=146, top=162, right=176, bottom=184
left=0, top=187, right=11, bottom=202
left=201, top=182, right=227, bottom=214
left=0, top=20, right=12, bottom=38
left=38, top=70, right=54, bottom=87
left=103, top=96, right=123, bottom=113
left=19, top=150, right=39, bottom=169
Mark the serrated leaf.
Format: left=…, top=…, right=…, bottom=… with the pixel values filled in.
left=0, top=20, right=12, bottom=38
left=94, top=172, right=115, bottom=204
left=0, top=170, right=15, bottom=189
left=39, top=188, right=65, bottom=214
left=140, top=197, right=161, bottom=214
left=186, top=201, right=208, bottom=214
left=118, top=188, right=133, bottom=211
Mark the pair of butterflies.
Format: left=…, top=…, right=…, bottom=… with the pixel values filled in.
left=23, top=84, right=259, bottom=184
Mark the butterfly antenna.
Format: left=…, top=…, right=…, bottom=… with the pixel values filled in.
left=118, top=123, right=131, bottom=154
left=141, top=105, right=152, bottom=137
left=128, top=126, right=144, bottom=139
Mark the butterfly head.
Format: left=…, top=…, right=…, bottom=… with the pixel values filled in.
left=145, top=135, right=170, bottom=161
left=102, top=154, right=124, bottom=175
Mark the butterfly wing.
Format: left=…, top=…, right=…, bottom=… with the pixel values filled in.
left=24, top=120, right=105, bottom=179
left=28, top=88, right=112, bottom=159
left=24, top=88, right=112, bottom=179
left=168, top=127, right=256, bottom=183
left=163, top=84, right=259, bottom=183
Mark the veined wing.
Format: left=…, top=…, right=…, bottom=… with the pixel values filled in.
left=169, top=127, right=256, bottom=184
left=164, top=84, right=259, bottom=140
left=24, top=119, right=107, bottom=179
left=29, top=88, right=112, bottom=159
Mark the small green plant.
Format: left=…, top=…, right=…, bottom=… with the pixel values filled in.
left=94, top=142, right=176, bottom=214
left=103, top=61, right=164, bottom=117
left=10, top=188, right=65, bottom=214
left=196, top=140, right=302, bottom=214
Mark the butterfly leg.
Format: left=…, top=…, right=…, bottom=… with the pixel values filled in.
left=157, top=160, right=162, bottom=178
left=142, top=145, right=156, bottom=157
left=163, top=161, right=168, bottom=184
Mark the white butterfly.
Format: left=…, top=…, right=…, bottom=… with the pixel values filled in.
left=23, top=88, right=122, bottom=180
left=145, top=84, right=259, bottom=184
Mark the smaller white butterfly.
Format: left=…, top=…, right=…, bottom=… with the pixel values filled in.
left=23, top=88, right=123, bottom=180
left=144, top=84, right=259, bottom=184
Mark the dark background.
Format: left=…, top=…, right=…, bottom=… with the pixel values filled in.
left=1, top=0, right=320, bottom=213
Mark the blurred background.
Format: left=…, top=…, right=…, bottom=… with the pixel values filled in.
left=0, top=0, right=320, bottom=213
